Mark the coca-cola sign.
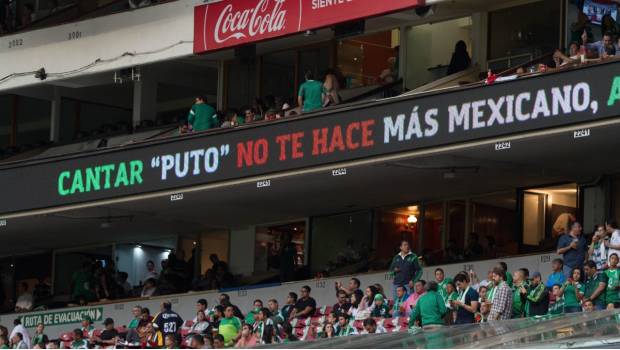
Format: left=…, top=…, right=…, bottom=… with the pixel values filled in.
left=194, top=0, right=423, bottom=53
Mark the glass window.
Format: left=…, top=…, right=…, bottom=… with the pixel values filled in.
left=446, top=200, right=466, bottom=257
left=337, top=29, right=400, bottom=89
left=254, top=222, right=305, bottom=282
left=375, top=206, right=420, bottom=260
left=16, top=96, right=51, bottom=146
left=471, top=192, right=517, bottom=259
left=422, top=202, right=443, bottom=266
left=260, top=51, right=296, bottom=108
left=310, top=211, right=372, bottom=275
left=0, top=95, right=13, bottom=148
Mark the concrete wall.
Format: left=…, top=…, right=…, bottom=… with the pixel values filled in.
left=0, top=251, right=558, bottom=338
left=0, top=0, right=202, bottom=92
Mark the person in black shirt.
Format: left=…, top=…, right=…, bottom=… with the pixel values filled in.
left=452, top=274, right=479, bottom=324
left=153, top=301, right=184, bottom=341
left=289, top=286, right=316, bottom=320
left=92, top=318, right=118, bottom=348
left=332, top=290, right=351, bottom=317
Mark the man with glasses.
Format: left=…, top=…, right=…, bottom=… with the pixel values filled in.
left=288, top=286, right=316, bottom=320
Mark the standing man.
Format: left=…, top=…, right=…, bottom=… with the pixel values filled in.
left=583, top=260, right=608, bottom=311
left=488, top=267, right=513, bottom=321
left=605, top=219, right=620, bottom=261
left=452, top=274, right=479, bottom=325
left=297, top=70, right=324, bottom=113
left=511, top=269, right=528, bottom=319
left=557, top=222, right=588, bottom=280
left=153, top=301, right=184, bottom=342
left=409, top=281, right=446, bottom=329
left=389, top=240, right=423, bottom=301
left=187, top=96, right=217, bottom=132
left=435, top=268, right=452, bottom=303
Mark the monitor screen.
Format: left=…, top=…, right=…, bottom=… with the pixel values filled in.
left=583, top=0, right=618, bottom=25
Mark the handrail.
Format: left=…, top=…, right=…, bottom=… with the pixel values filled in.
left=497, top=51, right=556, bottom=76
left=341, top=78, right=403, bottom=104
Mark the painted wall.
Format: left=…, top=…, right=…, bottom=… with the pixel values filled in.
left=0, top=251, right=558, bottom=338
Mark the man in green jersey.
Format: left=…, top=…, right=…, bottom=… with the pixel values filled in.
left=584, top=260, right=608, bottom=310
left=548, top=284, right=565, bottom=315
left=512, top=269, right=529, bottom=318
left=605, top=253, right=620, bottom=309
left=219, top=305, right=242, bottom=347
left=525, top=272, right=548, bottom=316
left=187, top=96, right=218, bottom=132
left=297, top=70, right=324, bottom=113
left=435, top=268, right=453, bottom=303
left=335, top=314, right=357, bottom=336
left=410, top=281, right=447, bottom=329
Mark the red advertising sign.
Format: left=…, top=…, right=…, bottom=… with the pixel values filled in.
left=194, top=0, right=423, bottom=53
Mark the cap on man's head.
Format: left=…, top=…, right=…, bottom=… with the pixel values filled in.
left=532, top=272, right=542, bottom=279
left=374, top=294, right=384, bottom=302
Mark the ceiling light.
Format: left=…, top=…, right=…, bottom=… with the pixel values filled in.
left=407, top=215, right=418, bottom=224
left=407, top=206, right=418, bottom=212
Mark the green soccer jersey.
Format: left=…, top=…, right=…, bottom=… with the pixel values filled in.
left=512, top=282, right=528, bottom=318
left=585, top=272, right=608, bottom=307
left=219, top=316, right=242, bottom=346
left=298, top=80, right=324, bottom=112
left=409, top=291, right=447, bottom=327
left=525, top=282, right=546, bottom=317
left=562, top=281, right=585, bottom=308
left=548, top=296, right=564, bottom=315
left=437, top=278, right=453, bottom=302
left=188, top=103, right=217, bottom=132
left=605, top=268, right=620, bottom=304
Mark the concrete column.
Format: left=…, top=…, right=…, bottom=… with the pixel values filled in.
left=49, top=87, right=61, bottom=142
left=132, top=75, right=158, bottom=127
left=471, top=12, right=489, bottom=71
left=216, top=60, right=225, bottom=111
left=399, top=25, right=408, bottom=89
left=229, top=226, right=255, bottom=276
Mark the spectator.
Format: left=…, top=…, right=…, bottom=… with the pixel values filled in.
left=92, top=318, right=119, bottom=348
left=254, top=308, right=274, bottom=344
left=392, top=285, right=409, bottom=317
left=189, top=311, right=210, bottom=334
left=297, top=69, right=324, bottom=113
left=512, top=269, right=528, bottom=318
left=281, top=292, right=296, bottom=320
left=497, top=262, right=512, bottom=287
left=212, top=334, right=225, bottom=348
left=118, top=272, right=132, bottom=297
left=234, top=324, right=256, bottom=348
left=335, top=278, right=361, bottom=297
left=389, top=240, right=423, bottom=300
left=141, top=278, right=158, bottom=297
left=80, top=315, right=95, bottom=338
left=582, top=299, right=595, bottom=312
left=435, top=268, right=452, bottom=302
left=335, top=314, right=356, bottom=336
left=243, top=107, right=256, bottom=123
left=9, top=319, right=29, bottom=349
left=548, top=284, right=564, bottom=315
left=402, top=280, right=426, bottom=314
left=219, top=305, right=242, bottom=347
left=193, top=299, right=208, bottom=323
left=488, top=267, right=513, bottom=321
left=244, top=299, right=263, bottom=325
left=144, top=322, right=163, bottom=348
left=144, top=260, right=159, bottom=281
left=187, top=96, right=217, bottom=132
left=590, top=225, right=608, bottom=270
left=279, top=234, right=297, bottom=282
left=452, top=274, right=479, bottom=324
left=322, top=69, right=341, bottom=107
left=153, top=301, right=184, bottom=341
left=0, top=335, right=8, bottom=349
left=332, top=290, right=351, bottom=316
left=71, top=262, right=96, bottom=303
left=379, top=57, right=398, bottom=84
left=525, top=272, right=548, bottom=317
left=409, top=281, right=446, bottom=329
left=30, top=323, right=47, bottom=348
left=546, top=258, right=566, bottom=288
left=289, top=286, right=316, bottom=320
left=583, top=260, right=607, bottom=311
left=447, top=40, right=471, bottom=75
left=14, top=282, right=33, bottom=312
left=360, top=286, right=378, bottom=312
left=553, top=42, right=581, bottom=67
left=605, top=253, right=620, bottom=309
left=464, top=232, right=483, bottom=259
left=321, top=323, right=336, bottom=339
left=347, top=290, right=364, bottom=319
left=559, top=267, right=585, bottom=313
left=267, top=299, right=284, bottom=324
left=70, top=329, right=88, bottom=349
left=582, top=30, right=616, bottom=57
left=280, top=323, right=298, bottom=343
left=605, top=219, right=620, bottom=260
left=557, top=221, right=588, bottom=280
left=370, top=294, right=390, bottom=318
left=164, top=334, right=178, bottom=349
left=33, top=277, right=51, bottom=302
left=361, top=318, right=386, bottom=334
left=127, top=305, right=142, bottom=329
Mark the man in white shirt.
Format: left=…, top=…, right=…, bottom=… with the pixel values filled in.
left=143, top=260, right=159, bottom=282
left=605, top=219, right=620, bottom=262
left=14, top=282, right=33, bottom=312
left=9, top=319, right=30, bottom=349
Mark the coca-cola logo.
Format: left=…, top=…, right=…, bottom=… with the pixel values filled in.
left=214, top=0, right=288, bottom=44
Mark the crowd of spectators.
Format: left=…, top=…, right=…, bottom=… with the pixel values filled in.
left=3, top=220, right=619, bottom=348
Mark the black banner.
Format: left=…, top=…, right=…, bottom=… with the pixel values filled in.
left=2, top=61, right=620, bottom=215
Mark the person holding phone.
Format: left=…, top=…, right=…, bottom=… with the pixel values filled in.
left=389, top=240, right=422, bottom=301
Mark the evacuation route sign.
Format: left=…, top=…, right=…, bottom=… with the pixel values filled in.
left=19, top=307, right=103, bottom=328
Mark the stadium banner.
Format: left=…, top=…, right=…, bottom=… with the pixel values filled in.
left=18, top=307, right=103, bottom=327
left=193, top=0, right=423, bottom=53
left=1, top=62, right=620, bottom=215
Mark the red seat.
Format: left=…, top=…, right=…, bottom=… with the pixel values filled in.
left=310, top=316, right=323, bottom=326
left=382, top=318, right=395, bottom=328
left=398, top=317, right=409, bottom=328
left=60, top=332, right=74, bottom=342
